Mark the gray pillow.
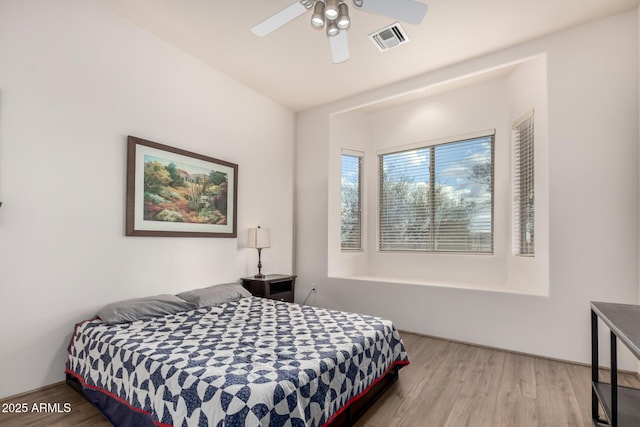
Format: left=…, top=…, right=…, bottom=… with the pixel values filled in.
left=177, top=282, right=251, bottom=308
left=97, top=294, right=197, bottom=325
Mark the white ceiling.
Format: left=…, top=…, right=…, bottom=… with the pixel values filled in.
left=99, top=0, right=640, bottom=112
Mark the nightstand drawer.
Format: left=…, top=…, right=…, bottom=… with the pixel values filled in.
left=270, top=291, right=293, bottom=303
left=241, top=274, right=296, bottom=303
left=270, top=279, right=293, bottom=294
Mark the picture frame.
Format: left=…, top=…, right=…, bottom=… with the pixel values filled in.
left=126, top=136, right=238, bottom=237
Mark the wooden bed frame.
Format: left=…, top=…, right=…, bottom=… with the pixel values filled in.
left=66, top=365, right=400, bottom=427
left=326, top=364, right=400, bottom=426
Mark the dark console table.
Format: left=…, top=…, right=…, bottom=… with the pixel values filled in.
left=591, top=302, right=640, bottom=426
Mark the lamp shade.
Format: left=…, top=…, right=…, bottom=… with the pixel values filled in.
left=326, top=20, right=339, bottom=37
left=247, top=226, right=271, bottom=249
left=337, top=3, right=350, bottom=29
left=311, top=1, right=325, bottom=28
left=324, top=0, right=339, bottom=20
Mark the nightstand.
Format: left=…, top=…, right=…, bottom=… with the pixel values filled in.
left=241, top=274, right=296, bottom=303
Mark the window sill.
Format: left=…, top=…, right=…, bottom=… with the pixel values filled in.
left=327, top=274, right=549, bottom=297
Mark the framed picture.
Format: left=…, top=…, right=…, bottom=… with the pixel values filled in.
left=126, top=136, right=238, bottom=237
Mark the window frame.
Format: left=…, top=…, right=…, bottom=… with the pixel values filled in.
left=377, top=130, right=495, bottom=254
left=512, top=111, right=535, bottom=256
left=340, top=149, right=364, bottom=252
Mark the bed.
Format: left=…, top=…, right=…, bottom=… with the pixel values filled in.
left=66, top=292, right=409, bottom=426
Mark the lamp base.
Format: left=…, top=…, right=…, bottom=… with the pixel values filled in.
left=254, top=248, right=265, bottom=279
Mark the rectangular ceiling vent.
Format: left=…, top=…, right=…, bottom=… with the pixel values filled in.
left=369, top=22, right=409, bottom=52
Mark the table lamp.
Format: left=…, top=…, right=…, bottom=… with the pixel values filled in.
left=247, top=226, right=270, bottom=278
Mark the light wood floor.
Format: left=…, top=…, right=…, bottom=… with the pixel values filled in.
left=355, top=333, right=639, bottom=426
left=1, top=332, right=638, bottom=427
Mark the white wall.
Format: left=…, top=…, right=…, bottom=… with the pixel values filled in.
left=506, top=57, right=550, bottom=295
left=328, top=58, right=549, bottom=296
left=328, top=112, right=370, bottom=278
left=367, top=78, right=511, bottom=289
left=297, top=11, right=639, bottom=366
left=0, top=0, right=294, bottom=398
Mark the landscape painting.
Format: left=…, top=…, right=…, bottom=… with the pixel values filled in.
left=126, top=136, right=237, bottom=237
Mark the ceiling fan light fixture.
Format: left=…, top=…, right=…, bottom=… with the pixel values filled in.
left=336, top=3, right=350, bottom=30
left=324, top=0, right=339, bottom=20
left=326, top=20, right=339, bottom=37
left=311, top=1, right=325, bottom=28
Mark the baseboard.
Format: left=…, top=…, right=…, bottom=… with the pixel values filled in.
left=0, top=381, right=65, bottom=403
left=399, top=330, right=640, bottom=377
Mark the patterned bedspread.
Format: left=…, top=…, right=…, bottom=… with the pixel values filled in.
left=66, top=297, right=409, bottom=426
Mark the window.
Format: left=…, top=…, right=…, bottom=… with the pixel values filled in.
left=341, top=151, right=363, bottom=251
left=378, top=133, right=494, bottom=253
left=512, top=112, right=535, bottom=256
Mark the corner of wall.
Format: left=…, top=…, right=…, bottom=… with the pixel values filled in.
left=637, top=5, right=640, bottom=308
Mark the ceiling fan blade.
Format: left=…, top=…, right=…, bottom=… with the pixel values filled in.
left=329, top=31, right=350, bottom=64
left=353, top=0, right=427, bottom=25
left=251, top=2, right=309, bottom=37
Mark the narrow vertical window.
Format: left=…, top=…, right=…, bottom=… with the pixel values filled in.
left=341, top=151, right=363, bottom=251
left=512, top=112, right=535, bottom=256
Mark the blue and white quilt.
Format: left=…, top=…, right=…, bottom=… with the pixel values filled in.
left=66, top=296, right=409, bottom=426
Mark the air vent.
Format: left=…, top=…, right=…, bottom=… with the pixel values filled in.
left=369, top=22, right=409, bottom=52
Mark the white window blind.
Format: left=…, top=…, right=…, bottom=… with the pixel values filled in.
left=379, top=134, right=494, bottom=253
left=341, top=152, right=363, bottom=251
left=512, top=113, right=535, bottom=256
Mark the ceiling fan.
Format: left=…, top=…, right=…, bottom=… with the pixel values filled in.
left=251, top=0, right=428, bottom=64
